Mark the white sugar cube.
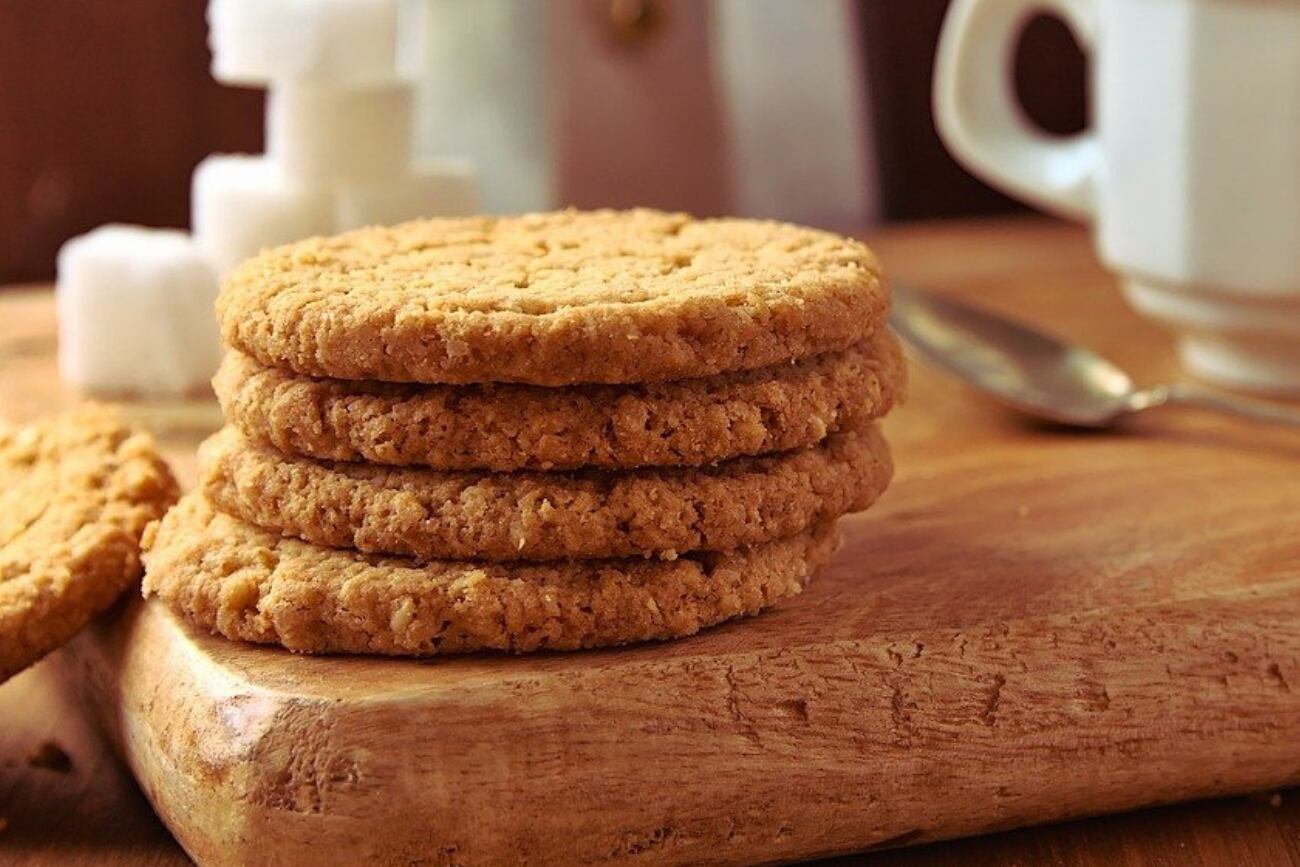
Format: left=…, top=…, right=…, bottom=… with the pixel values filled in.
left=266, top=83, right=415, bottom=182
left=56, top=226, right=221, bottom=398
left=192, top=154, right=334, bottom=276
left=335, top=159, right=480, bottom=230
left=207, top=0, right=424, bottom=87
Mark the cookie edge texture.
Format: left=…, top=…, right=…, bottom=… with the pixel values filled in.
left=199, top=420, right=891, bottom=561
left=0, top=407, right=179, bottom=681
left=214, top=329, right=906, bottom=472
left=143, top=493, right=841, bottom=656
left=217, top=210, right=889, bottom=385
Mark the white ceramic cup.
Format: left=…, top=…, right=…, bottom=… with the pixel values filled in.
left=934, top=0, right=1300, bottom=393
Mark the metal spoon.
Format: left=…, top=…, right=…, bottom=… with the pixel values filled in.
left=889, top=284, right=1300, bottom=429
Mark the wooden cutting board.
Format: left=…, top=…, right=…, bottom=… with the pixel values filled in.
left=59, top=427, right=1300, bottom=866
left=18, top=221, right=1300, bottom=865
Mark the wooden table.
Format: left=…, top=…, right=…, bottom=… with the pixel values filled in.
left=2, top=217, right=1297, bottom=866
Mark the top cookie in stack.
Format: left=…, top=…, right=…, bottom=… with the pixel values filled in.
left=142, top=209, right=906, bottom=656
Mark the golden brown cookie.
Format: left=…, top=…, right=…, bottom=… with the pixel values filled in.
left=216, top=209, right=888, bottom=386
left=198, top=420, right=891, bottom=561
left=0, top=407, right=178, bottom=681
left=214, top=329, right=906, bottom=472
left=142, top=493, right=839, bottom=655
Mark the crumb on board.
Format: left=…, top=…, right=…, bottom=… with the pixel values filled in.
left=0, top=816, right=8, bottom=832
left=1246, top=791, right=1284, bottom=808
left=27, top=740, right=73, bottom=774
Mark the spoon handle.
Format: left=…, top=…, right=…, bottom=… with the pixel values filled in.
left=1149, top=383, right=1300, bottom=429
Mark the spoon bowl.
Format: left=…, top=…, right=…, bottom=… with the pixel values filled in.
left=889, top=284, right=1300, bottom=430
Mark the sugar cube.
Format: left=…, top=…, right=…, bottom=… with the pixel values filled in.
left=334, top=158, right=480, bottom=230
left=207, top=0, right=424, bottom=87
left=56, top=226, right=221, bottom=397
left=266, top=83, right=415, bottom=182
left=192, top=154, right=334, bottom=276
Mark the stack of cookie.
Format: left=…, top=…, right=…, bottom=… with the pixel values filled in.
left=142, top=210, right=906, bottom=656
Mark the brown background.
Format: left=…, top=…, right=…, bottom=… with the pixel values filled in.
left=0, top=0, right=1085, bottom=282
left=0, top=1, right=263, bottom=283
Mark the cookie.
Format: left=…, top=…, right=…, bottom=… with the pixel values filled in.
left=198, top=419, right=891, bottom=561
left=142, top=493, right=840, bottom=655
left=214, top=328, right=906, bottom=472
left=0, top=406, right=178, bottom=681
left=216, top=209, right=888, bottom=386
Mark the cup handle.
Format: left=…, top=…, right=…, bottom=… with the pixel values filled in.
left=934, top=0, right=1098, bottom=220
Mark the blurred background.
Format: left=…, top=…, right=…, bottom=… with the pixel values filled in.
left=0, top=0, right=1086, bottom=284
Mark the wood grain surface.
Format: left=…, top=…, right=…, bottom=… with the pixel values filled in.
left=2, top=218, right=1298, bottom=866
